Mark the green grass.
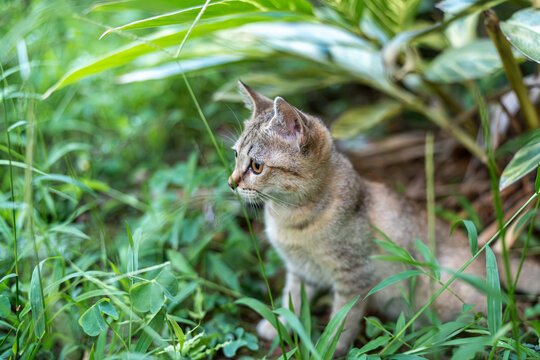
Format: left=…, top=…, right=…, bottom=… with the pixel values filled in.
left=2, top=0, right=540, bottom=359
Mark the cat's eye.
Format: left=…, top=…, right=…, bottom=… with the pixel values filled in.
left=251, top=159, right=263, bottom=174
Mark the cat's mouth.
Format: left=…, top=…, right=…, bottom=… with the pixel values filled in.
left=237, top=187, right=260, bottom=201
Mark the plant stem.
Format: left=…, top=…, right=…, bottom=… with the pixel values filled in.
left=484, top=9, right=539, bottom=130
left=425, top=133, right=436, bottom=302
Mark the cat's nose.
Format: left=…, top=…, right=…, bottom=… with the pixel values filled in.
left=228, top=176, right=237, bottom=190
left=228, top=171, right=242, bottom=190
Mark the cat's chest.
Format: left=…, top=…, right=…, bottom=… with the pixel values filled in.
left=264, top=210, right=335, bottom=285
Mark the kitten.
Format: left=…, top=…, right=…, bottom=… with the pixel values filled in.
left=229, top=81, right=540, bottom=357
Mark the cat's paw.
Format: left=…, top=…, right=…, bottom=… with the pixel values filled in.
left=257, top=319, right=278, bottom=340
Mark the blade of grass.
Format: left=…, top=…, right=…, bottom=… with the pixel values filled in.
left=378, top=191, right=539, bottom=355
left=472, top=82, right=519, bottom=355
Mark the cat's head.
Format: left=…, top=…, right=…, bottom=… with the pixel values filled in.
left=228, top=81, right=333, bottom=205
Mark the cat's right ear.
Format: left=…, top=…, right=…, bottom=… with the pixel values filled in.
left=238, top=80, right=273, bottom=117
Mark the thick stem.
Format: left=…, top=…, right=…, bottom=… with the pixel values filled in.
left=485, top=9, right=539, bottom=130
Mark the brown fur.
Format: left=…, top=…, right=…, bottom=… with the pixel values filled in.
left=229, top=82, right=540, bottom=357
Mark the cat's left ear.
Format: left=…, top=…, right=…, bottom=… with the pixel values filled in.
left=272, top=97, right=308, bottom=148
left=238, top=80, right=273, bottom=117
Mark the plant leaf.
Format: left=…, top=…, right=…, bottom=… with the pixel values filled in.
left=30, top=265, right=45, bottom=338
left=235, top=297, right=293, bottom=345
left=501, top=8, right=540, bottom=64
left=79, top=305, right=106, bottom=337
left=486, top=246, right=501, bottom=336
left=500, top=130, right=540, bottom=189
left=365, top=270, right=422, bottom=298
left=156, top=269, right=178, bottom=299
left=130, top=281, right=164, bottom=313
left=135, top=309, right=166, bottom=352
left=315, top=296, right=359, bottom=356
left=331, top=99, right=402, bottom=139
left=450, top=219, right=478, bottom=256
left=274, top=307, right=321, bottom=360
left=425, top=39, right=505, bottom=83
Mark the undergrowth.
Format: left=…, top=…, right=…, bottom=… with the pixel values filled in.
left=2, top=0, right=540, bottom=359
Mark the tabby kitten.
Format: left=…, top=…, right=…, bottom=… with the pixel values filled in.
left=229, top=82, right=540, bottom=357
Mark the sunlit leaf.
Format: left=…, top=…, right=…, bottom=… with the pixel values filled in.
left=425, top=39, right=504, bottom=83
left=331, top=99, right=402, bottom=139
left=116, top=55, right=244, bottom=84
left=501, top=8, right=540, bottom=64
left=43, top=12, right=307, bottom=98
left=500, top=130, right=540, bottom=189
left=100, top=1, right=267, bottom=35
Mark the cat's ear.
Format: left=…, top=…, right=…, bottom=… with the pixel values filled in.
left=272, top=96, right=308, bottom=148
left=238, top=80, right=273, bottom=116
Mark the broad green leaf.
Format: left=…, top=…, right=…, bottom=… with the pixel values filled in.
left=365, top=0, right=422, bottom=36
left=501, top=8, right=540, bottom=64
left=437, top=0, right=485, bottom=14
left=43, top=12, right=307, bottom=98
left=101, top=1, right=267, bottom=34
left=30, top=265, right=45, bottom=338
left=116, top=55, right=244, bottom=83
left=450, top=219, right=478, bottom=256
left=486, top=246, right=501, bottom=336
left=90, top=0, right=215, bottom=12
left=217, top=21, right=401, bottom=95
left=425, top=39, right=504, bottom=83
left=315, top=296, right=359, bottom=355
left=79, top=305, right=106, bottom=337
left=500, top=130, right=540, bottom=189
left=156, top=269, right=179, bottom=299
left=331, top=99, right=402, bottom=139
left=274, top=307, right=321, bottom=360
left=130, top=281, right=164, bottom=313
left=365, top=270, right=422, bottom=298
left=98, top=300, right=118, bottom=319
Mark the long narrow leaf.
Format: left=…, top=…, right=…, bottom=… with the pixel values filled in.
left=486, top=246, right=502, bottom=335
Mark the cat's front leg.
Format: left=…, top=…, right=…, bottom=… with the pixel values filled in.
left=331, top=290, right=366, bottom=357
left=257, top=271, right=317, bottom=340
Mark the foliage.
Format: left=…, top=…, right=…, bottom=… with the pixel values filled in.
left=1, top=0, right=540, bottom=359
